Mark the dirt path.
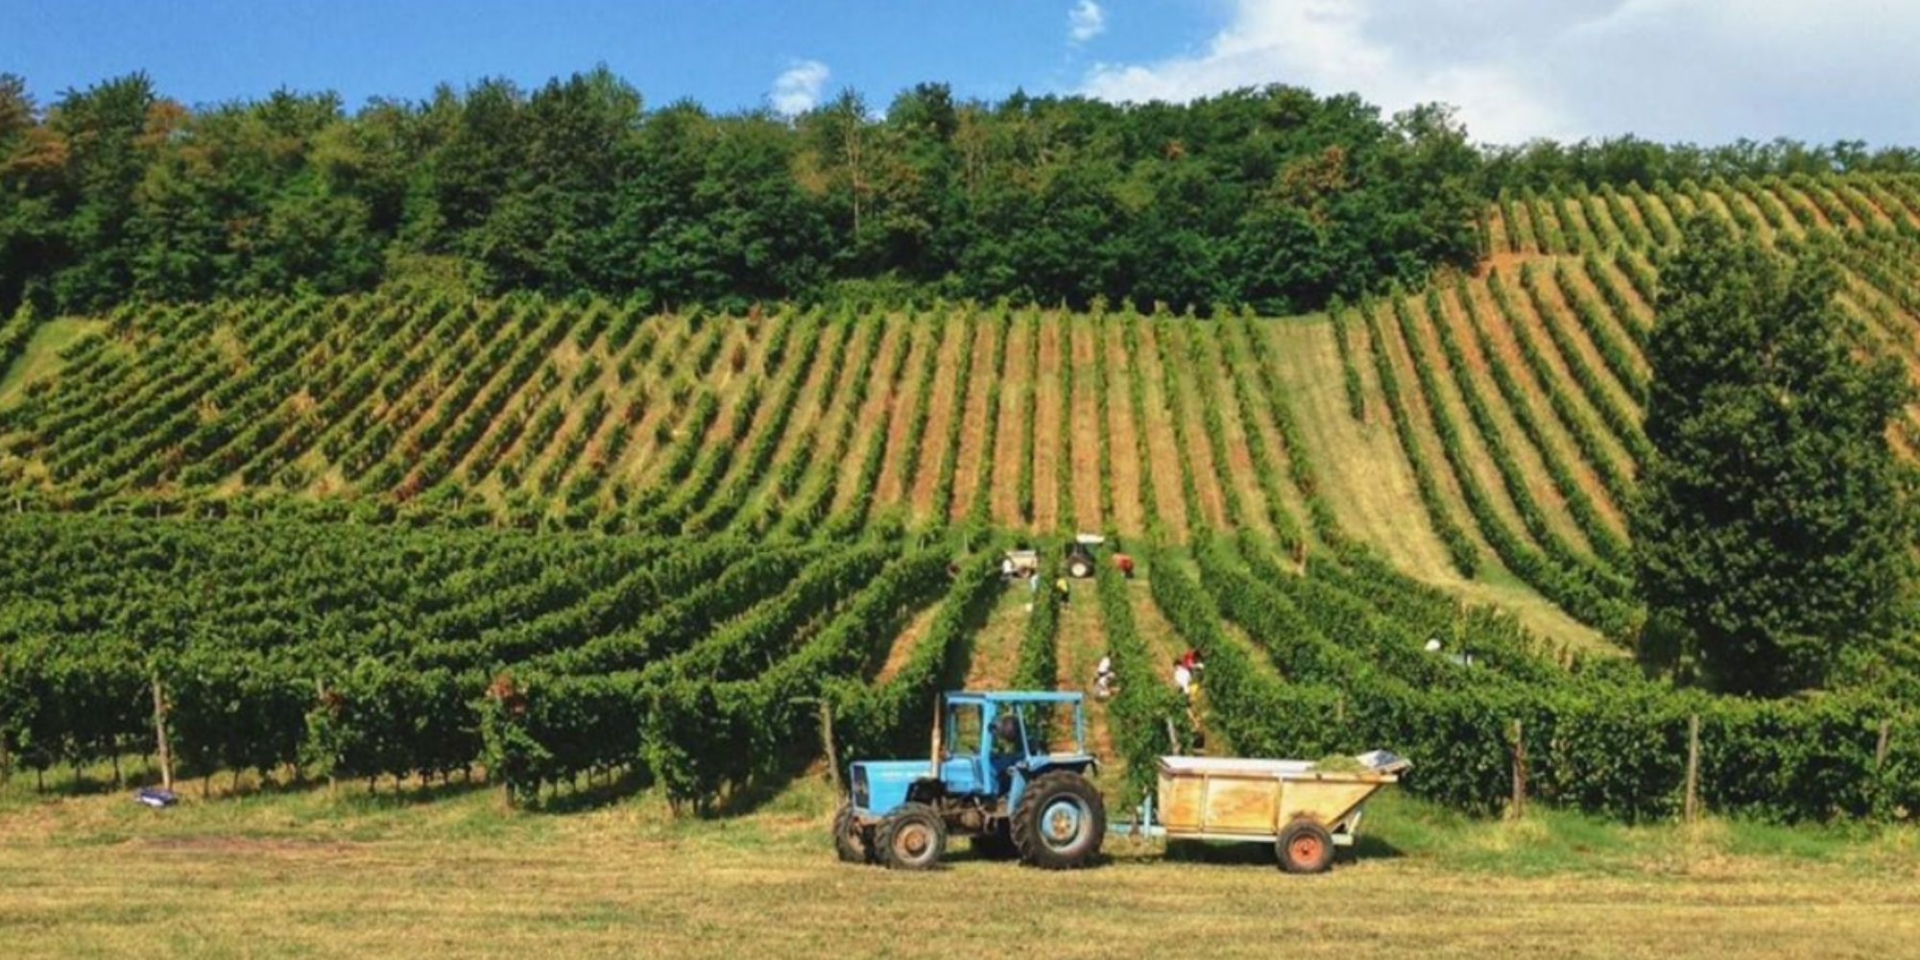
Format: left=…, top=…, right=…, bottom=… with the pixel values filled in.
left=736, top=321, right=843, bottom=513
left=1531, top=196, right=1571, bottom=254
left=1127, top=563, right=1264, bottom=755
left=1194, top=325, right=1271, bottom=538
left=1160, top=323, right=1231, bottom=531
left=1372, top=302, right=1504, bottom=559
left=607, top=321, right=690, bottom=485
left=1133, top=322, right=1191, bottom=540
left=1604, top=188, right=1655, bottom=243
left=1431, top=288, right=1595, bottom=555
left=872, top=602, right=945, bottom=686
left=638, top=320, right=759, bottom=492
left=1226, top=321, right=1314, bottom=539
left=1833, top=181, right=1895, bottom=229
left=1532, top=269, right=1645, bottom=420
left=1462, top=278, right=1628, bottom=530
left=1505, top=199, right=1539, bottom=254
left=1032, top=315, right=1064, bottom=533
left=1725, top=189, right=1779, bottom=242
left=1580, top=194, right=1626, bottom=248
left=831, top=322, right=909, bottom=516
left=1066, top=316, right=1104, bottom=532
left=961, top=587, right=1030, bottom=691
left=906, top=316, right=968, bottom=519
left=1599, top=253, right=1658, bottom=325
left=1102, top=319, right=1147, bottom=538
left=989, top=315, right=1033, bottom=529
left=1056, top=586, right=1116, bottom=770
left=1690, top=187, right=1752, bottom=233
left=1484, top=205, right=1513, bottom=255
left=1557, top=197, right=1600, bottom=250
left=1494, top=270, right=1640, bottom=477
left=1409, top=294, right=1553, bottom=553
left=1632, top=187, right=1681, bottom=240
left=948, top=319, right=998, bottom=522
left=1557, top=264, right=1651, bottom=381
left=872, top=319, right=933, bottom=511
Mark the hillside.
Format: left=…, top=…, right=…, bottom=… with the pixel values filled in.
left=1, top=174, right=1917, bottom=830
left=7, top=174, right=1920, bottom=643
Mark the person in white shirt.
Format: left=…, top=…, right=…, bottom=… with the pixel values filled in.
left=1093, top=655, right=1115, bottom=700
left=1172, top=661, right=1193, bottom=700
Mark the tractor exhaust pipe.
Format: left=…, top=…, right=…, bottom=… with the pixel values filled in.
left=929, top=695, right=945, bottom=780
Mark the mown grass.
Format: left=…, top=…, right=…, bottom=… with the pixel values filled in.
left=2, top=768, right=1915, bottom=958
left=0, top=318, right=104, bottom=405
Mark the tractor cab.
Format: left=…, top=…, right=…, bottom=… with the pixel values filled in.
left=937, top=691, right=1091, bottom=797
left=840, top=691, right=1105, bottom=870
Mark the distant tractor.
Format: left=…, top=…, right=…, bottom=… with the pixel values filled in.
left=1066, top=535, right=1099, bottom=578
left=836, top=691, right=1106, bottom=870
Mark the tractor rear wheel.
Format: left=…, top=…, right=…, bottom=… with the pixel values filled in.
left=1068, top=557, right=1094, bottom=578
left=1011, top=771, right=1105, bottom=869
left=878, top=803, right=947, bottom=871
left=833, top=804, right=874, bottom=864
left=1277, top=819, right=1334, bottom=874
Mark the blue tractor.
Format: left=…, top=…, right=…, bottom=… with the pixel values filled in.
left=835, top=691, right=1106, bottom=870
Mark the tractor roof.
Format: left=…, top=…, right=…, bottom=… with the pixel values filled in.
left=944, top=690, right=1084, bottom=705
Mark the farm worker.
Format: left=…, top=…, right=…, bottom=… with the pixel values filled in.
left=1003, top=557, right=1016, bottom=579
left=1028, top=570, right=1041, bottom=593
left=1172, top=660, right=1193, bottom=701
left=1424, top=637, right=1443, bottom=654
left=1115, top=553, right=1135, bottom=578
left=1179, top=648, right=1204, bottom=691
left=1094, top=655, right=1115, bottom=700
left=1053, top=576, right=1070, bottom=605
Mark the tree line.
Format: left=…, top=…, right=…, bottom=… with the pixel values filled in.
left=0, top=68, right=1485, bottom=318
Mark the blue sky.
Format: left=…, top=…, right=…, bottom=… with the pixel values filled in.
left=6, top=1, right=1920, bottom=146
left=3, top=1, right=1210, bottom=114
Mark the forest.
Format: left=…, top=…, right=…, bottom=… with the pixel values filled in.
left=4, top=67, right=1909, bottom=320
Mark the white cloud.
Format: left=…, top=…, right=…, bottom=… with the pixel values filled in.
left=1081, top=0, right=1920, bottom=146
left=1069, top=0, right=1107, bottom=44
left=770, top=59, right=830, bottom=116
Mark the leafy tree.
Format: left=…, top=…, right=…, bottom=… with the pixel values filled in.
left=1633, top=216, right=1915, bottom=694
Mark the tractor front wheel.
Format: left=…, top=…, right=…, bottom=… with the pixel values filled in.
left=878, top=803, right=947, bottom=870
left=833, top=804, right=874, bottom=864
left=1012, top=771, right=1106, bottom=870
left=1277, top=819, right=1334, bottom=874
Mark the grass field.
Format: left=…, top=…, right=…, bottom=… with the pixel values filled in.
left=2, top=777, right=1916, bottom=958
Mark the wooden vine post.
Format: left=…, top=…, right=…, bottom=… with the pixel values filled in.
left=818, top=700, right=842, bottom=797
left=150, top=673, right=174, bottom=791
left=1875, top=719, right=1892, bottom=771
left=1508, top=719, right=1528, bottom=819
left=1684, top=714, right=1701, bottom=824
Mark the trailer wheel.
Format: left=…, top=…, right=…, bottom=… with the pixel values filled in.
left=1012, top=771, right=1106, bottom=870
left=1277, top=819, right=1334, bottom=874
left=878, top=803, right=947, bottom=871
left=833, top=804, right=875, bottom=865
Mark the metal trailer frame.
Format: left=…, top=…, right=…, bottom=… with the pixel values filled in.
left=1111, top=750, right=1410, bottom=851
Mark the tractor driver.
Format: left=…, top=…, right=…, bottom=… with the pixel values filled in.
left=990, top=712, right=1023, bottom=791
